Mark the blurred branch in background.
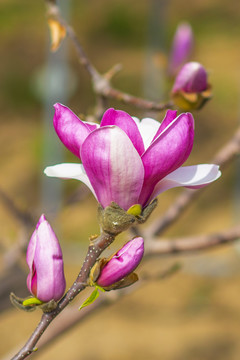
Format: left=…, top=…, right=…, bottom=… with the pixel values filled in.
left=145, top=225, right=240, bottom=256
left=0, top=187, right=35, bottom=229
left=46, top=0, right=173, bottom=115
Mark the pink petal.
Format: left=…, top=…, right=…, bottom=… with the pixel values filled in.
left=139, top=113, right=194, bottom=206
left=26, top=229, right=37, bottom=294
left=152, top=110, right=178, bottom=141
left=81, top=126, right=144, bottom=210
left=133, top=116, right=161, bottom=150
left=53, top=103, right=91, bottom=159
left=84, top=121, right=99, bottom=131
left=100, top=108, right=145, bottom=156
left=148, top=164, right=221, bottom=202
left=34, top=218, right=66, bottom=302
left=26, top=215, right=47, bottom=295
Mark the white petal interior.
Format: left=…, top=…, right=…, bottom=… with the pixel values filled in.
left=132, top=116, right=160, bottom=150
left=44, top=163, right=97, bottom=198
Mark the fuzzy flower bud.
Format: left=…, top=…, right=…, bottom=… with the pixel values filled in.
left=26, top=214, right=66, bottom=303
left=172, top=61, right=207, bottom=93
left=96, top=237, right=144, bottom=288
left=168, top=22, right=194, bottom=76
left=171, top=62, right=211, bottom=110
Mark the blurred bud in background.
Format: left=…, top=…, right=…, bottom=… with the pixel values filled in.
left=171, top=61, right=212, bottom=111
left=168, top=22, right=194, bottom=77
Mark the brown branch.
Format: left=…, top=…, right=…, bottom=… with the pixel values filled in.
left=144, top=224, right=240, bottom=256
left=146, top=125, right=240, bottom=237
left=100, top=87, right=173, bottom=111
left=11, top=231, right=115, bottom=360
left=46, top=0, right=172, bottom=112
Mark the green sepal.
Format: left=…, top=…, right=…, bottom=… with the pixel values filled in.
left=10, top=293, right=38, bottom=312
left=171, top=86, right=212, bottom=111
left=95, top=285, right=105, bottom=293
left=79, top=287, right=100, bottom=310
left=22, top=297, right=43, bottom=307
left=127, top=204, right=142, bottom=217
left=97, top=202, right=135, bottom=235
left=101, top=272, right=139, bottom=291
left=136, top=199, right=158, bottom=224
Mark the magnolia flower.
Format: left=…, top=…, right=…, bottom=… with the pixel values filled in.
left=45, top=104, right=221, bottom=211
left=26, top=214, right=66, bottom=302
left=97, top=237, right=144, bottom=288
left=168, top=22, right=194, bottom=76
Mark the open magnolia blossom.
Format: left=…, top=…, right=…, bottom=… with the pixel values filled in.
left=44, top=104, right=221, bottom=211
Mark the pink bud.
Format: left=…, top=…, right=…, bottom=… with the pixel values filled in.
left=168, top=22, right=194, bottom=76
left=97, top=237, right=144, bottom=288
left=172, top=61, right=208, bottom=93
left=26, top=214, right=66, bottom=302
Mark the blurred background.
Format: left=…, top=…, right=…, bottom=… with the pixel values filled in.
left=0, top=0, right=240, bottom=359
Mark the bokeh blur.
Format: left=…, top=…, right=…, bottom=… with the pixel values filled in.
left=0, top=0, right=240, bottom=359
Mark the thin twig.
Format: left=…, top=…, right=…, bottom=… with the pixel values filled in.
left=100, top=87, right=173, bottom=111
left=0, top=187, right=35, bottom=228
left=46, top=0, right=172, bottom=112
left=0, top=187, right=35, bottom=271
left=144, top=224, right=240, bottom=256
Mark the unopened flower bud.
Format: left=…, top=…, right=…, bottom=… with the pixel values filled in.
left=172, top=61, right=207, bottom=93
left=96, top=237, right=144, bottom=289
left=171, top=62, right=212, bottom=110
left=168, top=22, right=194, bottom=76
left=26, top=214, right=66, bottom=303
